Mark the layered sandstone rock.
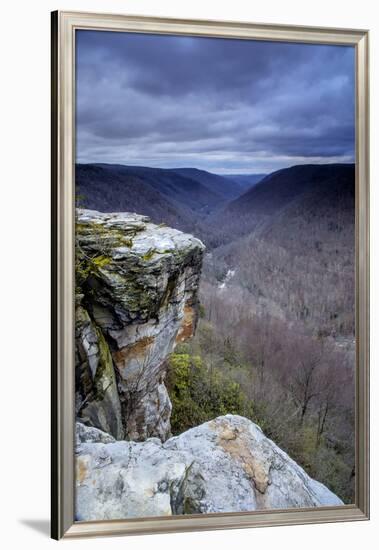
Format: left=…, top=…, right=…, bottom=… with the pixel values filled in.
left=75, top=209, right=205, bottom=441
left=75, top=415, right=343, bottom=521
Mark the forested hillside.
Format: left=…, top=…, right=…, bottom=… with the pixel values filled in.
left=76, top=163, right=266, bottom=238
left=224, top=173, right=266, bottom=191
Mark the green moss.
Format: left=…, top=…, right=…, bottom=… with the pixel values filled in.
left=76, top=221, right=132, bottom=247
left=198, top=304, right=206, bottom=319
left=75, top=222, right=92, bottom=234
left=92, top=255, right=111, bottom=268
left=93, top=326, right=115, bottom=401
left=75, top=221, right=121, bottom=291
left=123, top=238, right=133, bottom=248
left=142, top=249, right=156, bottom=261
left=160, top=274, right=179, bottom=308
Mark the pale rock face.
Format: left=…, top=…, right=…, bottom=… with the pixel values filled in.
left=75, top=415, right=343, bottom=521
left=75, top=306, right=124, bottom=440
left=75, top=209, right=205, bottom=441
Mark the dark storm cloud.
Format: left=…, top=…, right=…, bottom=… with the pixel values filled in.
left=75, top=30, right=355, bottom=173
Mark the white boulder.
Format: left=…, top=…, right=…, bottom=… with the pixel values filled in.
left=76, top=414, right=343, bottom=521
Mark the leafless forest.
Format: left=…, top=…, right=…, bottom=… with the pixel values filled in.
left=166, top=164, right=355, bottom=503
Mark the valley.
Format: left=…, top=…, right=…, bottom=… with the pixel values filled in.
left=76, top=162, right=355, bottom=503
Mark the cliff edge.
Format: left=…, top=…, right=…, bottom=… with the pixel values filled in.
left=75, top=209, right=205, bottom=441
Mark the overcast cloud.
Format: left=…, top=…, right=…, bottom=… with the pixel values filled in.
left=76, top=30, right=355, bottom=174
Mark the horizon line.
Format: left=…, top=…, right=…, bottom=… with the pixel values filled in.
left=75, top=160, right=356, bottom=177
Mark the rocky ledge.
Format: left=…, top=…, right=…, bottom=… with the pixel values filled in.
left=75, top=209, right=205, bottom=441
left=76, top=415, right=343, bottom=521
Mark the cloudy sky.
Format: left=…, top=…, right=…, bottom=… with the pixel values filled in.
left=76, top=30, right=355, bottom=174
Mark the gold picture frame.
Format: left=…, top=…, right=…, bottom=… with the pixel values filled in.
left=51, top=10, right=370, bottom=540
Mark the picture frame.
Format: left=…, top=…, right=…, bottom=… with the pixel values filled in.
left=51, top=10, right=370, bottom=540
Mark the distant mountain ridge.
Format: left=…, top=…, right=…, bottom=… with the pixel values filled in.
left=76, top=162, right=355, bottom=248
left=76, top=163, right=254, bottom=232
left=224, top=173, right=266, bottom=191
left=227, top=163, right=354, bottom=216
left=216, top=163, right=354, bottom=239
left=89, top=163, right=222, bottom=210
left=170, top=167, right=248, bottom=199
left=76, top=163, right=193, bottom=231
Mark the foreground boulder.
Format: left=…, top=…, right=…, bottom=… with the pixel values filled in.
left=76, top=415, right=343, bottom=520
left=75, top=209, right=205, bottom=441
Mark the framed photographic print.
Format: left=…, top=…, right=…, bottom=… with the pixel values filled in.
left=51, top=11, right=369, bottom=540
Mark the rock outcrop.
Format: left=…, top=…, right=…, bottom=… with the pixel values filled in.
left=75, top=209, right=205, bottom=441
left=76, top=415, right=343, bottom=521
